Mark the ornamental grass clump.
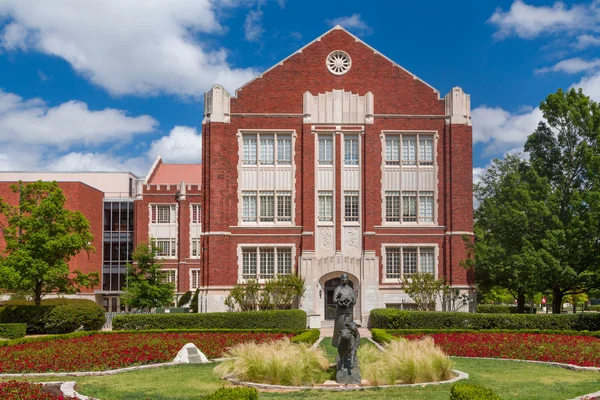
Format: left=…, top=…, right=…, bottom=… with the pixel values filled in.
left=359, top=336, right=453, bottom=385
left=214, top=337, right=329, bottom=386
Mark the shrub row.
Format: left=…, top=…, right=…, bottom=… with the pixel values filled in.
left=113, top=309, right=307, bottom=331
left=0, top=300, right=105, bottom=334
left=450, top=383, right=501, bottom=400
left=0, top=323, right=26, bottom=339
left=290, top=329, right=320, bottom=345
left=477, top=305, right=537, bottom=314
left=586, top=305, right=600, bottom=312
left=204, top=387, right=258, bottom=400
left=369, top=309, right=600, bottom=331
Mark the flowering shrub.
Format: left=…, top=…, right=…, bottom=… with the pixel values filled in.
left=399, top=332, right=600, bottom=367
left=0, top=332, right=292, bottom=373
left=0, top=381, right=76, bottom=400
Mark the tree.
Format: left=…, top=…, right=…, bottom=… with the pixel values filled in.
left=402, top=272, right=444, bottom=311
left=0, top=181, right=98, bottom=306
left=120, top=244, right=175, bottom=310
left=473, top=155, right=553, bottom=312
left=524, top=88, right=600, bottom=313
left=224, top=275, right=305, bottom=311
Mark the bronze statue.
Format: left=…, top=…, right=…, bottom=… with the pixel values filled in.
left=332, top=273, right=355, bottom=347
left=332, top=273, right=361, bottom=384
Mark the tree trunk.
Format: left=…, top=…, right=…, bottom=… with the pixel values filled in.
left=34, top=282, right=43, bottom=306
left=517, top=291, right=526, bottom=313
left=552, top=288, right=563, bottom=314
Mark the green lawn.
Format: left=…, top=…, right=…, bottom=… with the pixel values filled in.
left=7, top=358, right=599, bottom=400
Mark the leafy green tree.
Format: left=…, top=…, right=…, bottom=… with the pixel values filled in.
left=224, top=275, right=305, bottom=311
left=524, top=88, right=600, bottom=313
left=402, top=272, right=444, bottom=311
left=473, top=155, right=553, bottom=312
left=177, top=290, right=192, bottom=307
left=0, top=181, right=98, bottom=306
left=120, top=244, right=175, bottom=311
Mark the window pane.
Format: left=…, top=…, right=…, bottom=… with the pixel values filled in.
left=402, top=191, right=417, bottom=222
left=420, top=248, right=435, bottom=274
left=277, top=191, right=292, bottom=222
left=318, top=191, right=333, bottom=221
left=260, top=191, right=274, bottom=222
left=344, top=137, right=358, bottom=165
left=242, top=249, right=257, bottom=280
left=190, top=270, right=200, bottom=290
left=344, top=191, right=359, bottom=222
left=403, top=248, right=417, bottom=277
left=243, top=136, right=257, bottom=165
left=419, top=137, right=434, bottom=165
left=419, top=191, right=434, bottom=222
left=242, top=192, right=256, bottom=222
left=386, top=137, right=400, bottom=165
left=260, top=248, right=275, bottom=280
left=191, top=204, right=201, bottom=224
left=162, top=270, right=176, bottom=284
left=386, top=248, right=401, bottom=279
left=402, top=136, right=417, bottom=165
left=191, top=238, right=200, bottom=257
left=385, top=191, right=400, bottom=222
left=277, top=136, right=292, bottom=164
left=277, top=248, right=292, bottom=276
left=318, top=137, right=333, bottom=165
left=260, top=135, right=274, bottom=165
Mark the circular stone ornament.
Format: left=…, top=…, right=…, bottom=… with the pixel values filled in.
left=326, top=50, right=352, bottom=75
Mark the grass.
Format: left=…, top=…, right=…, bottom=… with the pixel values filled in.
left=6, top=358, right=597, bottom=400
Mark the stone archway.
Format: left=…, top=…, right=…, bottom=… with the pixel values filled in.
left=319, top=271, right=360, bottom=321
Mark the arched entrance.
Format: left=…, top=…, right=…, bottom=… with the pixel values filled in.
left=323, top=276, right=355, bottom=320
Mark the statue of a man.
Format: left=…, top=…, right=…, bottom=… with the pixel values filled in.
left=332, top=273, right=356, bottom=347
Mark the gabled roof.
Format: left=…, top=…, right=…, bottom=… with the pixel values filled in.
left=148, top=162, right=202, bottom=185
left=235, top=25, right=439, bottom=98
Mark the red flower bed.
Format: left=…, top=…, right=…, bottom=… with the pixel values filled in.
left=0, top=332, right=292, bottom=373
left=0, top=381, right=76, bottom=400
left=399, top=332, right=600, bottom=367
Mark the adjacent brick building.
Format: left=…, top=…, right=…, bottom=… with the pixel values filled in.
left=0, top=26, right=474, bottom=320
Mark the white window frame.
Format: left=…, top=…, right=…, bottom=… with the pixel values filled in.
left=381, top=244, right=439, bottom=283
left=242, top=133, right=292, bottom=166
left=190, top=204, right=201, bottom=224
left=384, top=133, right=435, bottom=167
left=344, top=136, right=359, bottom=165
left=161, top=269, right=177, bottom=285
left=189, top=269, right=200, bottom=291
left=190, top=237, right=201, bottom=258
left=318, top=191, right=333, bottom=222
left=152, top=238, right=177, bottom=258
left=151, top=204, right=176, bottom=224
left=318, top=135, right=334, bottom=165
left=344, top=191, right=359, bottom=223
left=237, top=245, right=296, bottom=283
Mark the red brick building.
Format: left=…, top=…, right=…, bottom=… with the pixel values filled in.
left=0, top=27, right=473, bottom=320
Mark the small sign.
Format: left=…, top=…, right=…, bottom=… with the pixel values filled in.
left=542, top=298, right=547, bottom=304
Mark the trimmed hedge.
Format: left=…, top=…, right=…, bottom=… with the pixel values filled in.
left=0, top=299, right=105, bottom=334
left=113, top=309, right=307, bottom=331
left=586, top=305, right=600, bottom=312
left=450, top=383, right=501, bottom=400
left=0, top=323, right=26, bottom=339
left=204, top=387, right=259, bottom=400
left=368, top=309, right=600, bottom=331
left=290, top=329, right=320, bottom=345
left=178, top=291, right=193, bottom=307
left=371, top=328, right=395, bottom=343
left=378, top=328, right=600, bottom=339
left=477, top=305, right=537, bottom=314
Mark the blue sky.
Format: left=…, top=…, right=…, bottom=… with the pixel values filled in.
left=1, top=0, right=599, bottom=182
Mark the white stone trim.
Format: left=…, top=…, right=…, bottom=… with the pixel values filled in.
left=444, top=87, right=471, bottom=126
left=203, top=84, right=231, bottom=123
left=303, top=90, right=374, bottom=124
left=326, top=50, right=352, bottom=75
left=380, top=243, right=439, bottom=283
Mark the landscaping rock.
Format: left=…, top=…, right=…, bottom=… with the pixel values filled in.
left=173, top=343, right=209, bottom=364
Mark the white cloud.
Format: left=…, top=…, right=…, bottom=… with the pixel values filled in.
left=0, top=1, right=259, bottom=96
left=535, top=57, right=600, bottom=74
left=0, top=90, right=157, bottom=147
left=571, top=70, right=600, bottom=102
left=48, top=152, right=149, bottom=175
left=575, top=34, right=600, bottom=49
left=489, top=0, right=596, bottom=40
left=244, top=9, right=264, bottom=42
left=326, top=14, right=373, bottom=36
left=472, top=106, right=543, bottom=156
left=147, top=126, right=202, bottom=164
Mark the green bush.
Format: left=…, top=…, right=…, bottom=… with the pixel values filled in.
left=290, top=329, right=320, bottom=345
left=113, top=309, right=307, bottom=331
left=371, top=328, right=395, bottom=343
left=369, top=309, right=600, bottom=331
left=204, top=387, right=259, bottom=400
left=190, top=289, right=200, bottom=313
left=178, top=291, right=193, bottom=307
left=0, top=323, right=26, bottom=339
left=0, top=299, right=105, bottom=334
left=375, top=328, right=600, bottom=340
left=450, top=382, right=501, bottom=400
left=586, top=304, right=600, bottom=312
left=477, top=305, right=537, bottom=314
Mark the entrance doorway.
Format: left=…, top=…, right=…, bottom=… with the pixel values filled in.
left=324, top=277, right=354, bottom=320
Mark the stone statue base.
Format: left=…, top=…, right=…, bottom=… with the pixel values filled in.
left=335, top=366, right=361, bottom=384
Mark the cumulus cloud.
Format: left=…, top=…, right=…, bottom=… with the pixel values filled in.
left=147, top=126, right=202, bottom=164
left=47, top=153, right=149, bottom=175
left=244, top=9, right=265, bottom=42
left=0, top=1, right=259, bottom=96
left=326, top=14, right=373, bottom=36
left=0, top=90, right=157, bottom=147
left=574, top=34, right=600, bottom=49
left=471, top=106, right=543, bottom=156
left=571, top=70, right=600, bottom=102
left=535, top=57, right=600, bottom=74
left=489, top=0, right=595, bottom=40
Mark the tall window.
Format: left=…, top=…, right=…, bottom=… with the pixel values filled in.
left=402, top=191, right=417, bottom=222
left=191, top=204, right=201, bottom=224
left=318, top=191, right=333, bottom=222
left=344, top=136, right=359, bottom=165
left=242, top=191, right=292, bottom=223
left=191, top=238, right=201, bottom=257
left=344, top=191, right=359, bottom=222
left=161, top=269, right=177, bottom=284
left=385, top=133, right=435, bottom=166
left=385, top=247, right=436, bottom=280
left=241, top=247, right=292, bottom=281
left=190, top=269, right=200, bottom=290
left=151, top=205, right=176, bottom=224
left=242, top=133, right=292, bottom=166
left=318, top=136, right=333, bottom=165
left=385, top=191, right=401, bottom=222
left=152, top=238, right=176, bottom=257
left=385, top=191, right=434, bottom=223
